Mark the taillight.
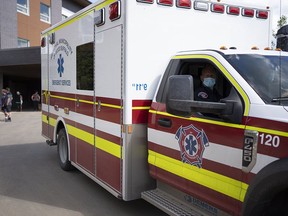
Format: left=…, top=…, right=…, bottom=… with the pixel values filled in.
left=242, top=8, right=254, bottom=17
left=157, top=0, right=173, bottom=6
left=211, top=4, right=225, bottom=13
left=256, top=10, right=268, bottom=19
left=194, top=1, right=208, bottom=11
left=227, top=6, right=240, bottom=15
left=41, top=37, right=46, bottom=47
left=136, top=0, right=153, bottom=3
left=109, top=1, right=121, bottom=21
left=176, top=0, right=191, bottom=9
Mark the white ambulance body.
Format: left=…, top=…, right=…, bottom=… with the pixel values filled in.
left=41, top=1, right=288, bottom=215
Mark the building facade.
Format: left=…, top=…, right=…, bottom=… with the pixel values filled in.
left=0, top=0, right=90, bottom=110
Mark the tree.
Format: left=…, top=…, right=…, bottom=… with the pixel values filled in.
left=272, top=15, right=287, bottom=48
left=277, top=15, right=287, bottom=29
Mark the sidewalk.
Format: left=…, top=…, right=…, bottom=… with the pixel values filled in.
left=0, top=111, right=45, bottom=145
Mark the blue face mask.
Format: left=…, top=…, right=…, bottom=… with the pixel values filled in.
left=203, top=78, right=216, bottom=89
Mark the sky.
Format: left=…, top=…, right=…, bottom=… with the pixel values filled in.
left=89, top=0, right=288, bottom=32
left=244, top=0, right=288, bottom=30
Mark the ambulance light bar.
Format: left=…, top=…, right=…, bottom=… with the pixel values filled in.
left=158, top=0, right=173, bottom=6
left=256, top=10, right=268, bottom=19
left=109, top=1, right=121, bottom=21
left=41, top=37, right=46, bottom=48
left=242, top=8, right=254, bottom=17
left=95, top=8, right=105, bottom=26
left=136, top=0, right=153, bottom=3
left=227, top=6, right=240, bottom=15
left=194, top=1, right=208, bottom=11
left=135, top=0, right=268, bottom=20
left=211, top=4, right=224, bottom=13
left=176, top=0, right=191, bottom=9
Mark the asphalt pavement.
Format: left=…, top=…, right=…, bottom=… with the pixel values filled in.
left=0, top=111, right=166, bottom=216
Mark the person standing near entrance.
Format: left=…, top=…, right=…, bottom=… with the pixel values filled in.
left=1, top=89, right=8, bottom=121
left=31, top=91, right=40, bottom=111
left=16, top=91, right=23, bottom=111
left=2, top=88, right=13, bottom=122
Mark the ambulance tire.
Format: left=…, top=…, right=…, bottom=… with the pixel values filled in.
left=242, top=158, right=288, bottom=216
left=57, top=128, right=74, bottom=171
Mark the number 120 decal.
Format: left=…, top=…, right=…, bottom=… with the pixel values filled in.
left=259, top=133, right=280, bottom=148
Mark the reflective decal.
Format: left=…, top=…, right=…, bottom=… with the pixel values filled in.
left=176, top=124, right=209, bottom=168
left=198, top=91, right=208, bottom=99
left=242, top=130, right=258, bottom=173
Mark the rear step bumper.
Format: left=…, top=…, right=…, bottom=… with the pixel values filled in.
left=46, top=140, right=56, bottom=146
left=142, top=189, right=204, bottom=216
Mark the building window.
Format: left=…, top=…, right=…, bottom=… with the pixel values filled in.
left=40, top=3, right=50, bottom=23
left=18, top=38, right=30, bottom=48
left=77, top=43, right=94, bottom=90
left=17, top=0, right=29, bottom=15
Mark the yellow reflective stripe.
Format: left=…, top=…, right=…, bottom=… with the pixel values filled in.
left=96, top=136, right=121, bottom=159
left=150, top=109, right=288, bottom=137
left=132, top=106, right=150, bottom=110
left=149, top=110, right=245, bottom=130
left=172, top=54, right=250, bottom=116
left=42, top=114, right=48, bottom=124
left=67, top=124, right=121, bottom=158
left=148, top=150, right=247, bottom=202
left=66, top=124, right=94, bottom=145
left=50, top=94, right=122, bottom=108
left=246, top=125, right=288, bottom=137
left=41, top=114, right=121, bottom=158
left=50, top=116, right=57, bottom=127
left=43, top=0, right=117, bottom=35
left=79, top=99, right=94, bottom=105
left=43, top=9, right=94, bottom=35
left=50, top=94, right=76, bottom=102
left=95, top=0, right=117, bottom=10
left=100, top=103, right=122, bottom=109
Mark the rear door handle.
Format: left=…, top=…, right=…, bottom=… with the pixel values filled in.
left=158, top=118, right=172, bottom=128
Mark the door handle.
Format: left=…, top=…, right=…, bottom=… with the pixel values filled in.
left=76, top=98, right=80, bottom=107
left=158, top=118, right=172, bottom=128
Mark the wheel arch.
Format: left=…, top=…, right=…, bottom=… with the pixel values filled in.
left=53, top=117, right=71, bottom=161
left=242, top=157, right=288, bottom=216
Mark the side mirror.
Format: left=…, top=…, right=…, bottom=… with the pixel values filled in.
left=166, top=75, right=244, bottom=124
left=166, top=75, right=228, bottom=117
left=166, top=75, right=194, bottom=117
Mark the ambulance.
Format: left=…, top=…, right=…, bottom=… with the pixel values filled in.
left=41, top=0, right=288, bottom=215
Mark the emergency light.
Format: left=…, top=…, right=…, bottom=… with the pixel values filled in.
left=157, top=0, right=173, bottom=6
left=95, top=8, right=105, bottom=26
left=109, top=1, right=121, bottom=21
left=176, top=0, right=191, bottom=9
left=256, top=10, right=268, bottom=19
left=227, top=6, right=240, bottom=15
left=211, top=4, right=225, bottom=13
left=242, top=8, right=254, bottom=17
left=194, top=1, right=208, bottom=11
left=137, top=0, right=153, bottom=3
left=41, top=37, right=46, bottom=48
left=133, top=0, right=268, bottom=20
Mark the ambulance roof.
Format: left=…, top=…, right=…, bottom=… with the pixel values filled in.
left=176, top=49, right=288, bottom=57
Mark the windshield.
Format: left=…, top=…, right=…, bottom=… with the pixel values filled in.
left=225, top=54, right=288, bottom=106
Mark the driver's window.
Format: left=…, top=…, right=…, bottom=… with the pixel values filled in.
left=178, top=61, right=230, bottom=102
